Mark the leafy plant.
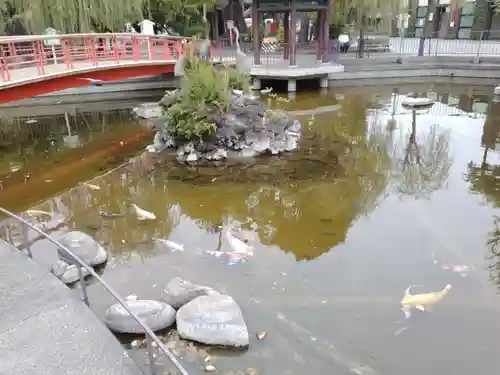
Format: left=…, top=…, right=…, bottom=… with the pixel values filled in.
left=161, top=56, right=251, bottom=142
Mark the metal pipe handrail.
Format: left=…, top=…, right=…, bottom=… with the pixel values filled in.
left=0, top=206, right=188, bottom=375
left=0, top=33, right=190, bottom=45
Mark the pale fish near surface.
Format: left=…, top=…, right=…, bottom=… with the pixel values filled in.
left=256, top=331, right=267, bottom=340
left=226, top=228, right=253, bottom=256
left=25, top=209, right=54, bottom=217
left=83, top=183, right=101, bottom=190
left=400, top=284, right=452, bottom=319
left=154, top=238, right=184, bottom=251
left=132, top=204, right=156, bottom=220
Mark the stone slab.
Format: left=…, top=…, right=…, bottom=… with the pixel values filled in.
left=0, top=240, right=142, bottom=375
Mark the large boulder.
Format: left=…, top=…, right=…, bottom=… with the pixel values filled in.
left=105, top=300, right=176, bottom=334
left=176, top=294, right=249, bottom=348
left=161, top=277, right=217, bottom=309
left=155, top=91, right=302, bottom=162
left=51, top=260, right=90, bottom=285
left=57, top=231, right=108, bottom=267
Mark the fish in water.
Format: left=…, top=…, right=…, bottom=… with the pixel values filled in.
left=154, top=238, right=184, bottom=252
left=99, top=211, right=125, bottom=218
left=226, top=228, right=253, bottom=256
left=25, top=209, right=54, bottom=217
left=83, top=183, right=101, bottom=190
left=132, top=204, right=156, bottom=220
left=401, top=284, right=452, bottom=319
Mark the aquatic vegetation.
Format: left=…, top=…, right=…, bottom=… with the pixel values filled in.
left=161, top=57, right=251, bottom=141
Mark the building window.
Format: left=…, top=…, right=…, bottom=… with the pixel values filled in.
left=457, top=1, right=475, bottom=39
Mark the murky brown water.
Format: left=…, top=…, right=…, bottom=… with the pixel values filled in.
left=3, top=84, right=500, bottom=375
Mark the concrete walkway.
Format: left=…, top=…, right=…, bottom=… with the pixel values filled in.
left=0, top=239, right=143, bottom=375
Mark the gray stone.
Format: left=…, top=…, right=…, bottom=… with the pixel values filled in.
left=105, top=300, right=176, bottom=334
left=133, top=102, right=163, bottom=119
left=57, top=231, right=107, bottom=267
left=155, top=91, right=302, bottom=161
left=51, top=260, right=90, bottom=285
left=186, top=152, right=199, bottom=163
left=176, top=294, right=249, bottom=348
left=161, top=277, right=216, bottom=309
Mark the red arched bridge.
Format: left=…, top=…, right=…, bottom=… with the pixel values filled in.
left=0, top=33, right=234, bottom=104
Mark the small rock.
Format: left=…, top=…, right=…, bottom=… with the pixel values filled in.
left=204, top=364, right=217, bottom=372
left=161, top=277, right=216, bottom=309
left=186, top=152, right=198, bottom=163
left=51, top=260, right=90, bottom=284
left=57, top=231, right=108, bottom=266
left=246, top=368, right=258, bottom=375
left=176, top=294, right=249, bottom=348
left=105, top=300, right=176, bottom=334
left=130, top=339, right=141, bottom=348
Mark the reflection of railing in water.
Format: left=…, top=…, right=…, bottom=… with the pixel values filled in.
left=0, top=206, right=189, bottom=375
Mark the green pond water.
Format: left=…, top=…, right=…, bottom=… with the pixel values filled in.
left=2, top=84, right=500, bottom=375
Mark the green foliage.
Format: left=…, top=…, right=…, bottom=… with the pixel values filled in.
left=162, top=57, right=251, bottom=142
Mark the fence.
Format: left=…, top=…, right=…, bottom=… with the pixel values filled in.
left=0, top=206, right=189, bottom=375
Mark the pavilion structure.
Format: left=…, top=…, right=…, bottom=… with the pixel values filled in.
left=251, top=0, right=332, bottom=67
left=248, top=0, right=343, bottom=92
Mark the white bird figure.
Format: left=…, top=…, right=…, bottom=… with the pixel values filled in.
left=79, top=77, right=104, bottom=86
left=83, top=182, right=101, bottom=190
left=131, top=204, right=156, bottom=220
left=260, top=87, right=272, bottom=95
left=230, top=24, right=251, bottom=73
left=232, top=89, right=244, bottom=96
left=225, top=226, right=253, bottom=255
left=154, top=238, right=184, bottom=252
left=400, top=284, right=452, bottom=319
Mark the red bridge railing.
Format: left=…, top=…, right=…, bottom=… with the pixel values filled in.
left=0, top=33, right=234, bottom=84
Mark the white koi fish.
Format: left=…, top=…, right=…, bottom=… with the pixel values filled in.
left=154, top=238, right=184, bottom=252
left=132, top=204, right=156, bottom=220
left=83, top=183, right=101, bottom=190
left=25, top=209, right=54, bottom=217
left=226, top=228, right=253, bottom=256
left=401, top=284, right=452, bottom=319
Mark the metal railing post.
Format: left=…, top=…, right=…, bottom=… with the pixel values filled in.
left=0, top=206, right=190, bottom=375
left=78, top=266, right=89, bottom=306
left=20, top=222, right=32, bottom=258
left=146, top=334, right=157, bottom=375
left=474, top=31, right=483, bottom=64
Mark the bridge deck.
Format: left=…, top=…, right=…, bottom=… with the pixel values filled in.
left=0, top=239, right=142, bottom=375
left=0, top=59, right=177, bottom=87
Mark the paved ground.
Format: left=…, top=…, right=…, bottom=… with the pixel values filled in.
left=0, top=239, right=143, bottom=375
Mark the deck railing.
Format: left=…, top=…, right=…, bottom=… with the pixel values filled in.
left=0, top=206, right=189, bottom=375
left=0, top=33, right=237, bottom=83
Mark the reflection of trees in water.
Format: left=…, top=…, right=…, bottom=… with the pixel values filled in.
left=155, top=97, right=392, bottom=260
left=466, top=99, right=500, bottom=288
left=387, top=110, right=452, bottom=199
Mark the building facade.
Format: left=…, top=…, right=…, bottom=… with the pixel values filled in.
left=409, top=0, right=500, bottom=39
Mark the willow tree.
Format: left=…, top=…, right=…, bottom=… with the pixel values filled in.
left=0, top=0, right=146, bottom=34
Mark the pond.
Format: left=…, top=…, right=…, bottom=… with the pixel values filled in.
left=3, top=84, right=500, bottom=375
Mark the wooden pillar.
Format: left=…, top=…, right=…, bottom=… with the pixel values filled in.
left=289, top=0, right=297, bottom=66
left=316, top=9, right=323, bottom=61
left=322, top=2, right=331, bottom=63
left=284, top=11, right=289, bottom=60
left=214, top=10, right=220, bottom=44
left=252, top=2, right=260, bottom=65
